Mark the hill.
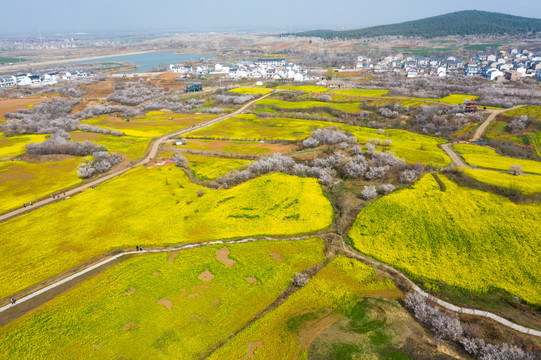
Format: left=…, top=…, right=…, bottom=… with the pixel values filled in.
left=287, top=10, right=541, bottom=39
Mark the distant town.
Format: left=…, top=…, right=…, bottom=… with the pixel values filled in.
left=2, top=47, right=541, bottom=89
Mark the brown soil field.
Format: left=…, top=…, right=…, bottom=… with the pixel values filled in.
left=82, top=78, right=117, bottom=99
left=0, top=97, right=50, bottom=119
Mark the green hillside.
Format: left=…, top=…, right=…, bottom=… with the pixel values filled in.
left=288, top=10, right=541, bottom=39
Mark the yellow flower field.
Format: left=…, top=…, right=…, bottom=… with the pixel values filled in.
left=208, top=256, right=400, bottom=359
left=0, top=166, right=333, bottom=298
left=70, top=131, right=151, bottom=160
left=332, top=89, right=389, bottom=97
left=454, top=143, right=541, bottom=175
left=256, top=98, right=363, bottom=113
left=81, top=111, right=215, bottom=137
left=349, top=174, right=541, bottom=305
left=462, top=168, right=541, bottom=195
left=185, top=154, right=250, bottom=180
left=0, top=239, right=326, bottom=359
left=276, top=85, right=330, bottom=93
left=228, top=87, right=273, bottom=95
left=0, top=133, right=48, bottom=158
left=191, top=114, right=450, bottom=166
left=0, top=159, right=82, bottom=213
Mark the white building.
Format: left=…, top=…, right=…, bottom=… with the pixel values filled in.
left=15, top=74, right=31, bottom=86
left=0, top=75, right=16, bottom=87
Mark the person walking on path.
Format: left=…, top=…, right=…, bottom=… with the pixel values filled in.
left=10, top=298, right=16, bottom=305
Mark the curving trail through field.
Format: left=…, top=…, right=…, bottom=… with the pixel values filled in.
left=470, top=105, right=523, bottom=142
left=1, top=231, right=540, bottom=338
left=0, top=92, right=274, bottom=223
left=440, top=143, right=470, bottom=168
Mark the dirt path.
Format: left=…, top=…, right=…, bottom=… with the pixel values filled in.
left=440, top=143, right=470, bottom=168
left=470, top=105, right=523, bottom=142
left=0, top=92, right=274, bottom=223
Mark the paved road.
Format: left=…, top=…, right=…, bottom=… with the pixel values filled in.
left=470, top=105, right=523, bottom=142
left=0, top=92, right=273, bottom=223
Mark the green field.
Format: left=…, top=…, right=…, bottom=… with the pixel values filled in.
left=0, top=239, right=326, bottom=359
left=191, top=114, right=450, bottom=166
left=81, top=112, right=215, bottom=137
left=208, top=256, right=401, bottom=359
left=454, top=143, right=541, bottom=175
left=277, top=85, right=330, bottom=93
left=185, top=154, right=250, bottom=180
left=256, top=99, right=363, bottom=113
left=228, top=87, right=274, bottom=95
left=0, top=133, right=48, bottom=158
left=70, top=132, right=151, bottom=160
left=0, top=159, right=83, bottom=214
left=0, top=166, right=333, bottom=298
left=349, top=174, right=541, bottom=305
left=462, top=168, right=541, bottom=195
left=332, top=89, right=389, bottom=97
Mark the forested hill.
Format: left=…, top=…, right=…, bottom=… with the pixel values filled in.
left=287, top=10, right=541, bottom=39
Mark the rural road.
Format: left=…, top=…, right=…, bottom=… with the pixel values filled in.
left=0, top=91, right=274, bottom=223
left=1, top=232, right=540, bottom=339
left=470, top=105, right=523, bottom=142
left=440, top=143, right=470, bottom=168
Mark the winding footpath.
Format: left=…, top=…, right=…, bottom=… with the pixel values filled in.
left=1, top=231, right=540, bottom=338
left=441, top=105, right=524, bottom=168
left=0, top=92, right=274, bottom=223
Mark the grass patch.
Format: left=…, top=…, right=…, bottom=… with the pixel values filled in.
left=349, top=174, right=541, bottom=305
left=0, top=239, right=325, bottom=359
left=228, top=87, right=273, bottom=95
left=185, top=154, right=250, bottom=180
left=454, top=143, right=541, bottom=174
left=462, top=168, right=541, bottom=195
left=0, top=167, right=333, bottom=298
left=276, top=85, right=330, bottom=93
left=207, top=256, right=400, bottom=359
left=191, top=114, right=450, bottom=166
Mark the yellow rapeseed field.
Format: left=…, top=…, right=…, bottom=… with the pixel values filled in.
left=191, top=114, right=450, bottom=166
left=0, top=133, right=48, bottom=158
left=228, top=87, right=273, bottom=95
left=0, top=166, right=333, bottom=298
left=0, top=159, right=82, bottom=213
left=462, top=168, right=541, bottom=195
left=276, top=85, right=330, bottom=93
left=208, top=256, right=400, bottom=359
left=0, top=239, right=326, bottom=359
left=81, top=112, right=215, bottom=137
left=454, top=143, right=541, bottom=175
left=184, top=154, right=250, bottom=180
left=349, top=174, right=541, bottom=305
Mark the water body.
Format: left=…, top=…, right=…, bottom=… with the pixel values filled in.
left=76, top=51, right=215, bottom=73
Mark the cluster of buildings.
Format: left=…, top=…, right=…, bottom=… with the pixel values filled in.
left=0, top=70, right=90, bottom=88
left=355, top=49, right=541, bottom=81
left=171, top=58, right=314, bottom=82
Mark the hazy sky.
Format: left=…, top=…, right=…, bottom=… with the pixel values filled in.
left=3, top=0, right=541, bottom=35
